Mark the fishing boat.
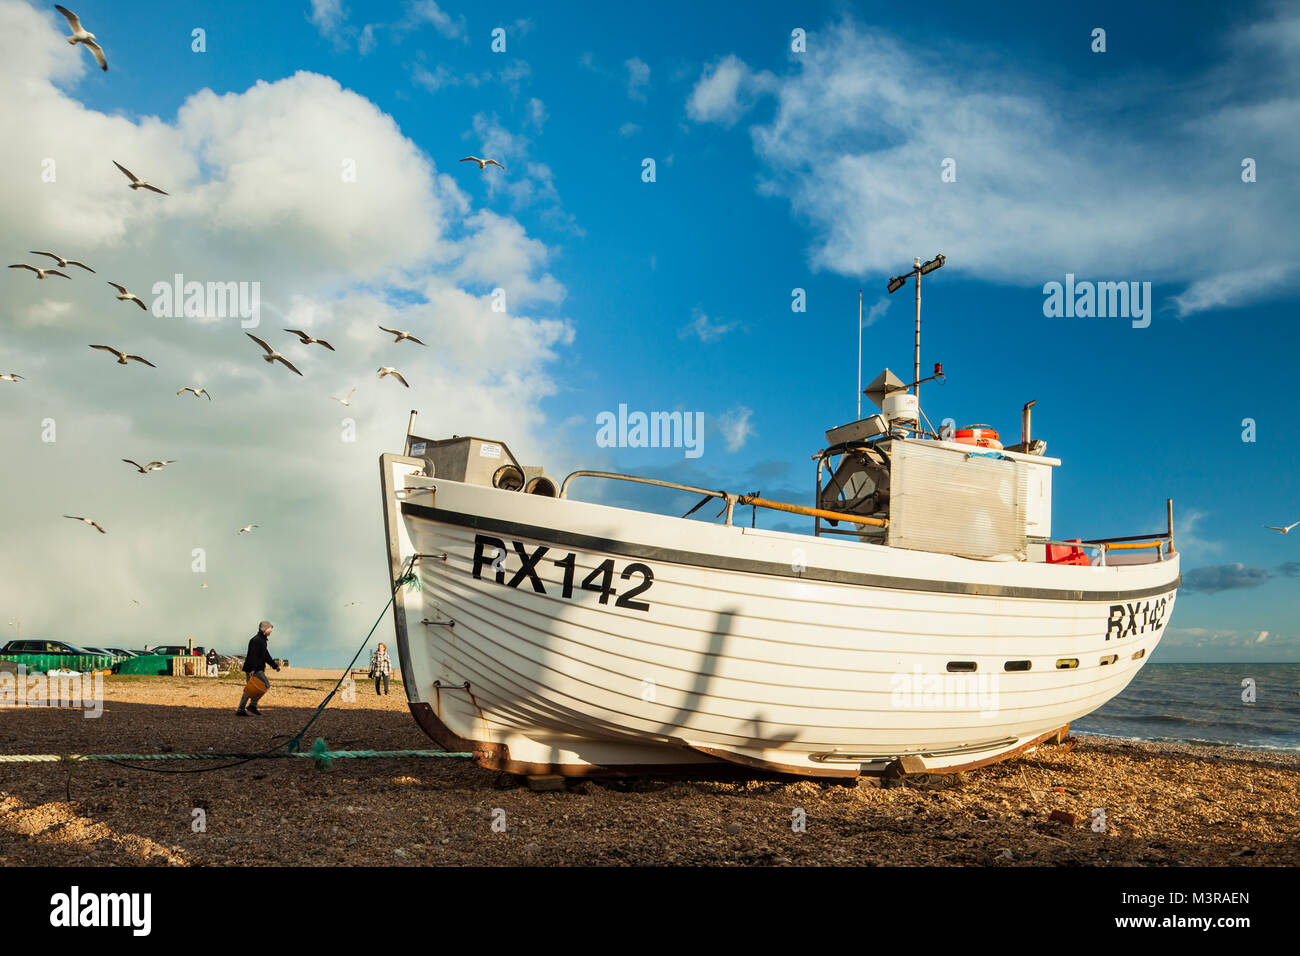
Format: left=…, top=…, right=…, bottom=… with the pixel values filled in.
left=378, top=268, right=1179, bottom=778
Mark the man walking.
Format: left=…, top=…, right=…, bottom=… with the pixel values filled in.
left=236, top=621, right=280, bottom=716
left=206, top=647, right=220, bottom=677
left=369, top=642, right=392, bottom=695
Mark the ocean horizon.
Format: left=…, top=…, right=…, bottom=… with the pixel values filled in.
left=1073, top=662, right=1300, bottom=753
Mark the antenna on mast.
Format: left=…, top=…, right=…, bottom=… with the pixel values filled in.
left=886, top=254, right=945, bottom=411
left=857, top=289, right=863, bottom=420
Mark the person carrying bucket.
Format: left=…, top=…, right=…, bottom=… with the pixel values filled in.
left=236, top=620, right=281, bottom=717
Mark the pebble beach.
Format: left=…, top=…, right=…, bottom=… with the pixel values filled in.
left=1, top=672, right=1295, bottom=867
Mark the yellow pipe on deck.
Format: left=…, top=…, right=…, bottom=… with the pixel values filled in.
left=737, top=495, right=888, bottom=528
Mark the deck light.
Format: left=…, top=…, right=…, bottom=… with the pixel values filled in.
left=919, top=254, right=945, bottom=275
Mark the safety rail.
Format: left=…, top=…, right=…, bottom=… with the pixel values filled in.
left=559, top=471, right=886, bottom=529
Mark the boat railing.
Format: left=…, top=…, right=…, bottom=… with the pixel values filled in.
left=560, top=471, right=887, bottom=529
left=1038, top=535, right=1174, bottom=567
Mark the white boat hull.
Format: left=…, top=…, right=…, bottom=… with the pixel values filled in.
left=380, top=455, right=1179, bottom=777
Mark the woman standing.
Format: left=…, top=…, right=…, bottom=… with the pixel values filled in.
left=369, top=642, right=392, bottom=696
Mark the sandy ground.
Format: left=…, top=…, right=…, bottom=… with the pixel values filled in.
left=0, top=674, right=1295, bottom=866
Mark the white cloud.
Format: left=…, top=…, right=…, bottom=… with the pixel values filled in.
left=398, top=0, right=465, bottom=41
left=678, top=308, right=739, bottom=343
left=1173, top=508, right=1220, bottom=560
left=862, top=296, right=890, bottom=328
left=618, top=122, right=640, bottom=138
left=686, top=54, right=775, bottom=126
left=702, top=15, right=1300, bottom=315
left=526, top=97, right=547, bottom=130
left=0, top=1, right=573, bottom=664
left=1170, top=264, right=1292, bottom=317
left=716, top=406, right=755, bottom=452
left=626, top=57, right=650, bottom=101
left=309, top=0, right=346, bottom=38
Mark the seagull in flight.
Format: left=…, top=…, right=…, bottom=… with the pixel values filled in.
left=377, top=325, right=426, bottom=346
left=63, top=514, right=106, bottom=534
left=0, top=373, right=22, bottom=383
left=460, top=156, right=504, bottom=171
left=237, top=524, right=258, bottom=535
left=245, top=333, right=303, bottom=376
left=30, top=251, right=94, bottom=273
left=108, top=281, right=148, bottom=310
left=377, top=366, right=410, bottom=388
left=177, top=386, right=211, bottom=400
left=89, top=344, right=156, bottom=367
left=121, top=459, right=176, bottom=474
left=10, top=263, right=70, bottom=280
left=283, top=329, right=335, bottom=350
left=55, top=6, right=107, bottom=71
left=1265, top=521, right=1300, bottom=534
left=331, top=387, right=356, bottom=406
left=112, top=161, right=169, bottom=195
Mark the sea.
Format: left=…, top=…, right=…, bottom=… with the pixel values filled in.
left=1073, top=662, right=1300, bottom=752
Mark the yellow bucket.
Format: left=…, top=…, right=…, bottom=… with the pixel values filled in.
left=243, top=674, right=268, bottom=700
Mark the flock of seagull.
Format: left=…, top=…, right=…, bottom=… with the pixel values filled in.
left=5, top=6, right=508, bottom=546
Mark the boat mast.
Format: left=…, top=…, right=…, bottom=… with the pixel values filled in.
left=857, top=289, right=863, bottom=420
left=912, top=257, right=921, bottom=407
left=886, top=253, right=945, bottom=415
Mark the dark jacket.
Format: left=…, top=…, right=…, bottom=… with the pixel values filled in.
left=243, top=632, right=278, bottom=674
left=206, top=650, right=218, bottom=665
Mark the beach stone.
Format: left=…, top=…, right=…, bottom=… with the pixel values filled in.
left=1049, top=809, right=1078, bottom=826
left=999, top=848, right=1014, bottom=860
left=726, top=822, right=743, bottom=835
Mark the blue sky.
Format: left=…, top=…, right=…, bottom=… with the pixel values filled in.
left=1, top=0, right=1296, bottom=663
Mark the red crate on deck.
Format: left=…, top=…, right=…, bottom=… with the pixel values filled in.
left=1047, top=539, right=1090, bottom=565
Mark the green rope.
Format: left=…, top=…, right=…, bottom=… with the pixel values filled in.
left=3, top=559, right=455, bottom=776
left=284, top=563, right=420, bottom=755
left=0, top=747, right=469, bottom=764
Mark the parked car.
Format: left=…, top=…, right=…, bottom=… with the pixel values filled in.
left=144, top=645, right=202, bottom=657
left=0, top=640, right=115, bottom=671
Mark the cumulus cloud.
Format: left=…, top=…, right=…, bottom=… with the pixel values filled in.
left=1181, top=564, right=1273, bottom=594
left=1279, top=561, right=1300, bottom=578
left=686, top=54, right=775, bottom=126
left=0, top=1, right=572, bottom=665
left=693, top=13, right=1300, bottom=315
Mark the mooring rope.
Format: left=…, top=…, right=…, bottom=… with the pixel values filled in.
left=8, top=557, right=470, bottom=776
left=0, top=745, right=470, bottom=767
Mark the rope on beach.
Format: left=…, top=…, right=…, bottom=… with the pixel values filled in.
left=0, top=746, right=470, bottom=765
left=6, top=558, right=451, bottom=777
left=282, top=559, right=422, bottom=756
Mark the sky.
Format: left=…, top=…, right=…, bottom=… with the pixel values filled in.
left=0, top=0, right=1296, bottom=664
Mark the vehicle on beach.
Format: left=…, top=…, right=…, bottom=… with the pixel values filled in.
left=0, top=640, right=116, bottom=673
